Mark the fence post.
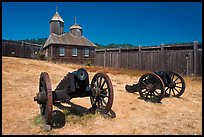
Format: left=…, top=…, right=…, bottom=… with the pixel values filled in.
left=104, top=48, right=107, bottom=67
left=138, top=45, right=142, bottom=70
left=160, top=43, right=164, bottom=71
left=193, top=41, right=198, bottom=76
left=2, top=41, right=5, bottom=56
left=21, top=41, right=25, bottom=58
left=119, top=47, right=121, bottom=68
left=186, top=52, right=190, bottom=75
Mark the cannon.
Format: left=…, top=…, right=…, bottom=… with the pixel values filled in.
left=34, top=68, right=114, bottom=128
left=125, top=71, right=185, bottom=103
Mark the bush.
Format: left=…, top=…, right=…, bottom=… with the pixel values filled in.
left=36, top=51, right=46, bottom=60
left=85, top=61, right=92, bottom=66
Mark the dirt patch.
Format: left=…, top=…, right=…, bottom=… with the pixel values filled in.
left=2, top=57, right=202, bottom=135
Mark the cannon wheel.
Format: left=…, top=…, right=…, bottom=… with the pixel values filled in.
left=138, top=73, right=165, bottom=103
left=165, top=71, right=186, bottom=97
left=38, top=72, right=53, bottom=125
left=90, top=73, right=114, bottom=114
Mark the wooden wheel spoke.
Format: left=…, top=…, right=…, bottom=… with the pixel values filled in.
left=153, top=92, right=159, bottom=98
left=175, top=81, right=182, bottom=84
left=93, top=99, right=98, bottom=107
left=174, top=77, right=179, bottom=83
left=175, top=86, right=182, bottom=88
left=96, top=99, right=100, bottom=107
left=145, top=92, right=149, bottom=98
left=174, top=87, right=180, bottom=93
left=100, top=87, right=109, bottom=97
left=149, top=93, right=152, bottom=99
left=166, top=87, right=170, bottom=95
left=99, top=77, right=102, bottom=88
left=143, top=77, right=147, bottom=81
left=165, top=87, right=169, bottom=92
left=153, top=82, right=159, bottom=87
left=101, top=80, right=106, bottom=89
left=172, top=88, right=176, bottom=96
left=97, top=99, right=101, bottom=107
left=96, top=77, right=99, bottom=87
left=101, top=93, right=108, bottom=98
left=101, top=87, right=108, bottom=93
left=169, top=88, right=171, bottom=95
left=142, top=81, right=148, bottom=86
left=100, top=97, right=107, bottom=106
left=151, top=91, right=156, bottom=97
left=142, top=89, right=147, bottom=94
left=152, top=91, right=159, bottom=98
left=171, top=74, right=175, bottom=81
left=100, top=99, right=104, bottom=108
left=154, top=90, right=160, bottom=96
left=94, top=81, right=98, bottom=88
left=150, top=92, right=155, bottom=98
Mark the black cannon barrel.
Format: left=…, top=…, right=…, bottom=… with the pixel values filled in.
left=53, top=68, right=90, bottom=101
left=154, top=71, right=172, bottom=86
left=73, top=68, right=89, bottom=81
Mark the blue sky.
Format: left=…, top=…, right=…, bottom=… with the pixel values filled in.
left=2, top=2, right=202, bottom=46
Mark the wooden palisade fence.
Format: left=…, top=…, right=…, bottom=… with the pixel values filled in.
left=2, top=40, right=202, bottom=76
left=2, top=40, right=42, bottom=59
left=95, top=41, right=202, bottom=76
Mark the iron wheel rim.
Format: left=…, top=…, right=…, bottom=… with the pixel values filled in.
left=39, top=72, right=53, bottom=125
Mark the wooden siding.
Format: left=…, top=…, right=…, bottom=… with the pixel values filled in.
left=46, top=44, right=95, bottom=65
left=50, top=21, right=64, bottom=35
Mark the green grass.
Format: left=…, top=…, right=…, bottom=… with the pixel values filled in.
left=33, top=107, right=99, bottom=129
left=33, top=114, right=44, bottom=127
left=62, top=108, right=98, bottom=125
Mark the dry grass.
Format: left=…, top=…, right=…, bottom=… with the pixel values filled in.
left=2, top=57, right=202, bottom=135
left=54, top=61, right=148, bottom=77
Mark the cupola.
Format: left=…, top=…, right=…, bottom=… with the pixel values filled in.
left=70, top=17, right=82, bottom=37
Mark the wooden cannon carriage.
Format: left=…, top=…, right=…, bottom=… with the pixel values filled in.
left=125, top=71, right=186, bottom=103
left=34, top=68, right=114, bottom=130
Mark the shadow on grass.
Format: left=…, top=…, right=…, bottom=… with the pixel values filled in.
left=52, top=101, right=116, bottom=129
left=137, top=96, right=163, bottom=104
left=52, top=110, right=66, bottom=129
left=54, top=101, right=92, bottom=116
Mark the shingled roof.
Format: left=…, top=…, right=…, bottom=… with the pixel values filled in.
left=43, top=33, right=96, bottom=49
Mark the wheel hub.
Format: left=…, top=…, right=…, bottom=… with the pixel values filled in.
left=95, top=87, right=101, bottom=98
left=101, top=90, right=107, bottom=95
left=34, top=91, right=46, bottom=104
left=169, top=82, right=176, bottom=88
left=146, top=84, right=154, bottom=92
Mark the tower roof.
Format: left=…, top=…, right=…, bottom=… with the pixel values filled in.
left=70, top=17, right=82, bottom=30
left=50, top=12, right=64, bottom=23
left=70, top=24, right=82, bottom=30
